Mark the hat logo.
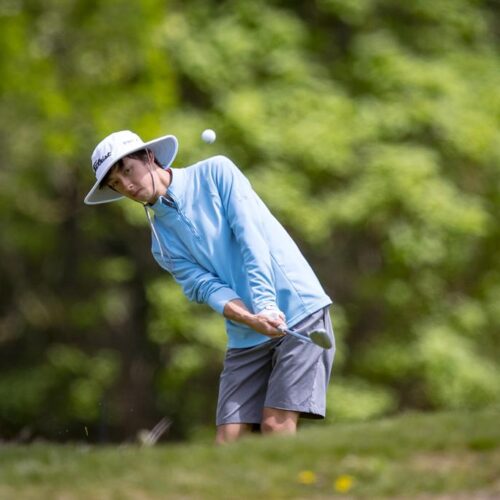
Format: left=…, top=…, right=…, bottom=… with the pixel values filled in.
left=92, top=151, right=111, bottom=173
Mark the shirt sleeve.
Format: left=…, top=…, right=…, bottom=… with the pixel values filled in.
left=153, top=253, right=241, bottom=315
left=213, top=156, right=278, bottom=313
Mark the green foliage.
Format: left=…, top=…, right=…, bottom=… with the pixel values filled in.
left=328, top=377, right=398, bottom=422
left=147, top=279, right=225, bottom=436
left=1, top=0, right=500, bottom=440
left=417, top=325, right=500, bottom=409
left=0, top=346, right=120, bottom=435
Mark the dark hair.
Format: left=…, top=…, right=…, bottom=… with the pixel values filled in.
left=98, top=149, right=162, bottom=189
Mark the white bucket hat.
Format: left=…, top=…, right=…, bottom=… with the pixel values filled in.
left=84, top=130, right=178, bottom=205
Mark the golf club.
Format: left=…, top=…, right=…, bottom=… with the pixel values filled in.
left=278, top=326, right=333, bottom=349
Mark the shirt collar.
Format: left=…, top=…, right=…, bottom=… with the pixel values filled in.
left=149, top=167, right=185, bottom=215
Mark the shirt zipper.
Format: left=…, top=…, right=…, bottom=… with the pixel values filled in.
left=163, top=192, right=201, bottom=241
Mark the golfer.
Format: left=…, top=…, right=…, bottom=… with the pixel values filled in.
left=85, top=130, right=335, bottom=444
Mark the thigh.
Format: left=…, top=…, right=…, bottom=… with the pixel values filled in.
left=265, top=306, right=335, bottom=418
left=216, top=339, right=278, bottom=426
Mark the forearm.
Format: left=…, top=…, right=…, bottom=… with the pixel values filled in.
left=223, top=299, right=285, bottom=338
left=223, top=299, right=254, bottom=326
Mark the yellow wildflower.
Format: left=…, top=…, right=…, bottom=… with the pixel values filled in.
left=334, top=474, right=354, bottom=493
left=297, top=470, right=317, bottom=485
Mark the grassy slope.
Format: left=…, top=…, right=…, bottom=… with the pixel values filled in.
left=0, top=409, right=499, bottom=499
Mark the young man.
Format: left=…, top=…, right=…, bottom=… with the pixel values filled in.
left=85, top=130, right=335, bottom=444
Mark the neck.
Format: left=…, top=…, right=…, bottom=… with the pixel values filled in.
left=148, top=166, right=172, bottom=205
left=157, top=166, right=172, bottom=191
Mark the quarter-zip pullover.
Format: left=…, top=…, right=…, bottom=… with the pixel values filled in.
left=148, top=155, right=332, bottom=348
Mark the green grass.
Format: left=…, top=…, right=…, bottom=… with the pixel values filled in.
left=1, top=409, right=499, bottom=499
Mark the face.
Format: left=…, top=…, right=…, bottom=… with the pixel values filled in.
left=106, top=156, right=155, bottom=203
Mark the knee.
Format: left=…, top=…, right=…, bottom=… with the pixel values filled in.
left=261, top=408, right=299, bottom=435
left=215, top=427, right=236, bottom=445
left=215, top=429, right=228, bottom=445
left=261, top=416, right=297, bottom=435
left=215, top=433, right=229, bottom=446
left=261, top=419, right=280, bottom=434
left=215, top=424, right=250, bottom=445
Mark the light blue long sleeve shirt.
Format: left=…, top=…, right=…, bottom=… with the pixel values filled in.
left=149, top=155, right=332, bottom=348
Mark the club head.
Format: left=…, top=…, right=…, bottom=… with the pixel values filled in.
left=309, top=329, right=333, bottom=349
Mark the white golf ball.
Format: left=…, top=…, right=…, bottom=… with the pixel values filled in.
left=201, top=129, right=216, bottom=144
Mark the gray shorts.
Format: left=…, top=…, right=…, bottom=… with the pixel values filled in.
left=216, top=306, right=335, bottom=426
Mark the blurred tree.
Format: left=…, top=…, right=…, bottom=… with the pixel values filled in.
left=0, top=0, right=180, bottom=440
left=160, top=0, right=500, bottom=419
left=1, top=0, right=499, bottom=440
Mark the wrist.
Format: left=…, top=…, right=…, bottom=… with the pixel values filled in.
left=240, top=311, right=256, bottom=326
left=256, top=305, right=286, bottom=323
left=257, top=304, right=278, bottom=314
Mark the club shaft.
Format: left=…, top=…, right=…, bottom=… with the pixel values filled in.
left=278, top=326, right=314, bottom=344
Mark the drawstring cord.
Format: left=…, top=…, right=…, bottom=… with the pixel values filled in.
left=144, top=204, right=165, bottom=260
left=140, top=154, right=173, bottom=270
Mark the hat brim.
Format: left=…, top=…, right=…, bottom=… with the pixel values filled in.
left=84, top=134, right=178, bottom=205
